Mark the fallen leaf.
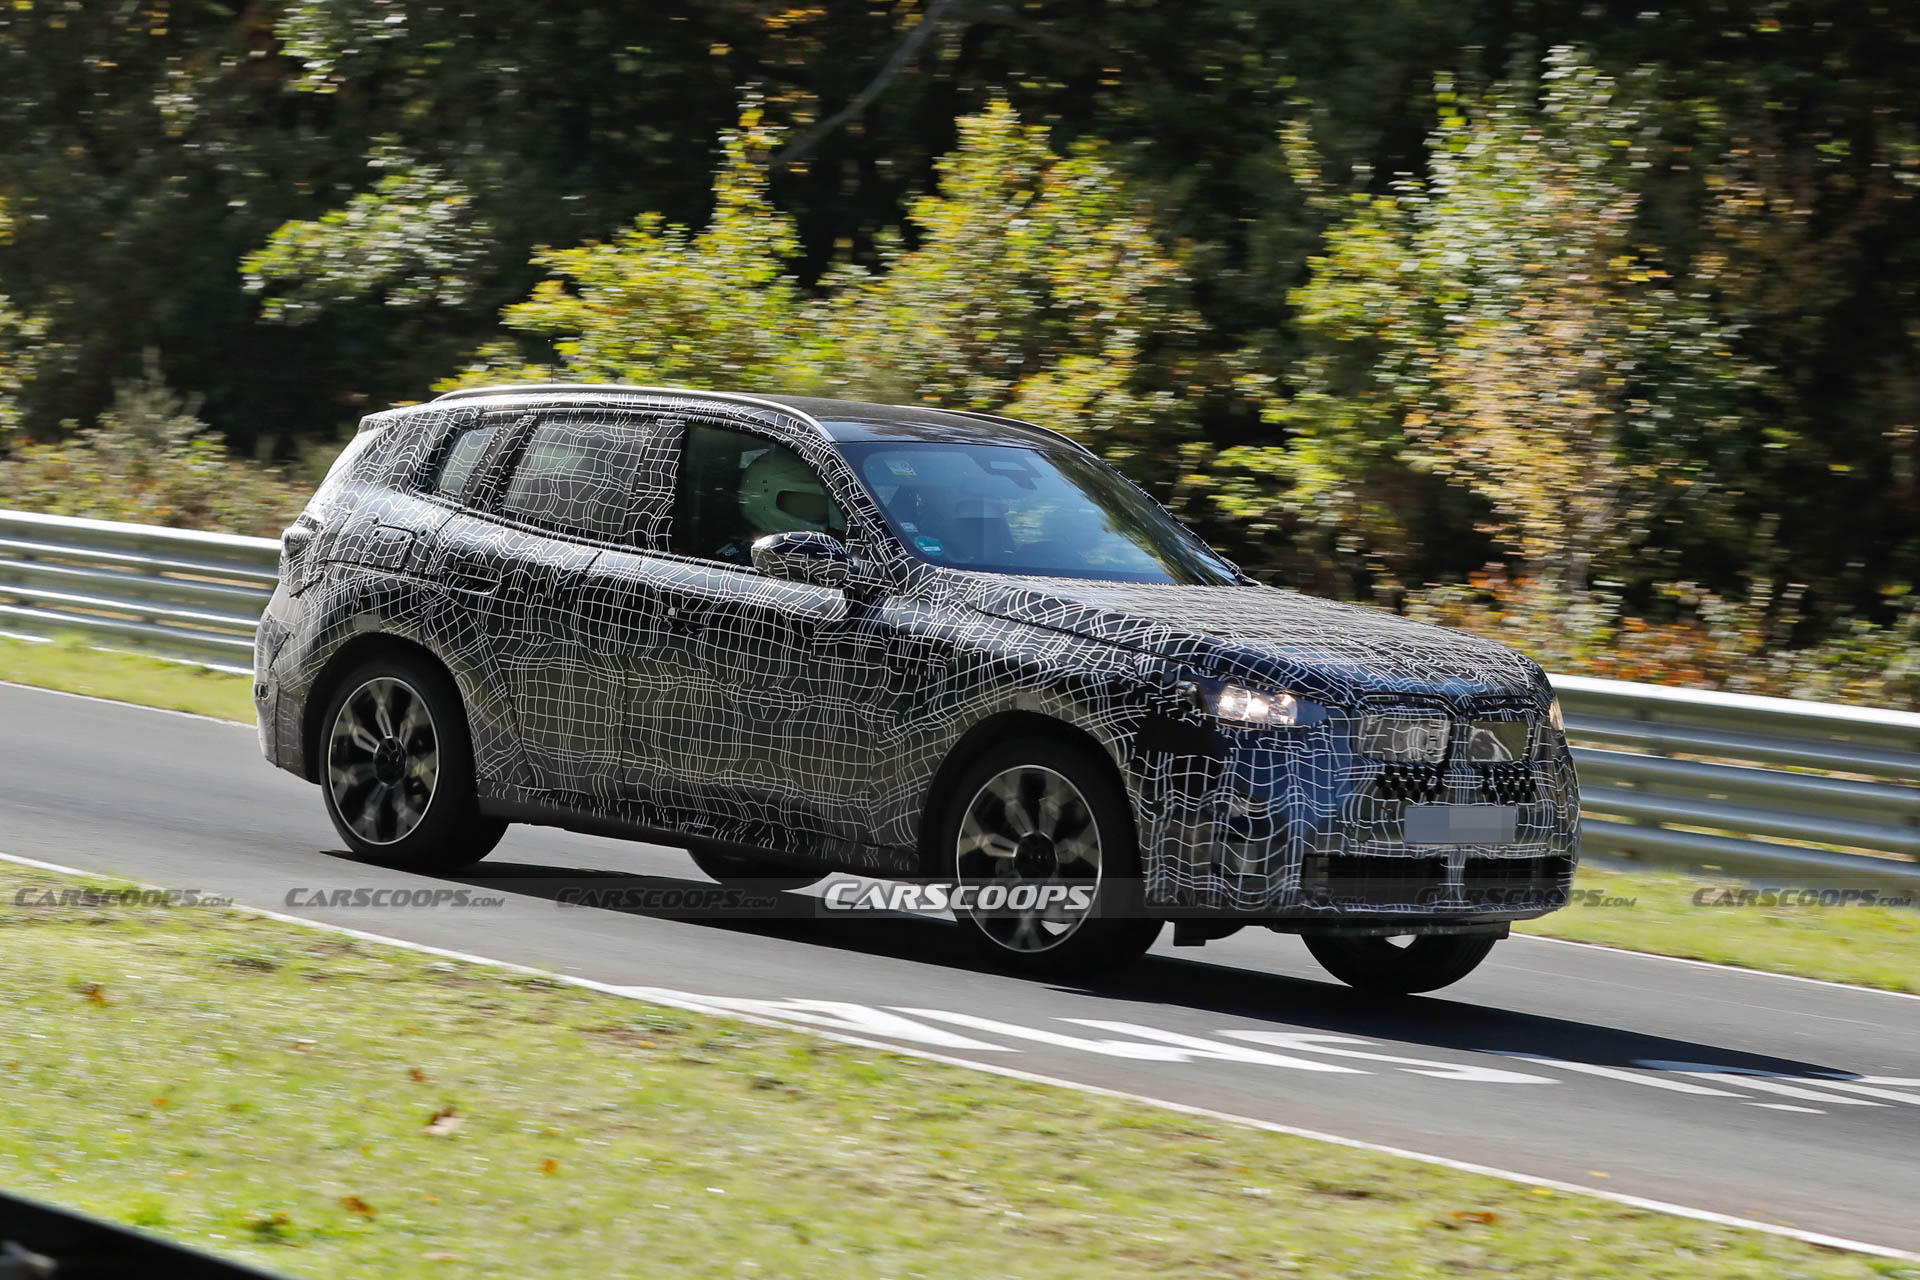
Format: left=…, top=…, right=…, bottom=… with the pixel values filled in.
left=1452, top=1210, right=1499, bottom=1224
left=408, top=1067, right=431, bottom=1083
left=340, top=1195, right=376, bottom=1218
left=82, top=983, right=111, bottom=1006
left=541, top=1158, right=559, bottom=1175
left=150, top=1097, right=169, bottom=1108
left=424, top=1107, right=463, bottom=1135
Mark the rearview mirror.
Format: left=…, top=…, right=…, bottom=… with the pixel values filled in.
left=750, top=529, right=853, bottom=590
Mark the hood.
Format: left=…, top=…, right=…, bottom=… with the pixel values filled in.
left=959, top=577, right=1550, bottom=708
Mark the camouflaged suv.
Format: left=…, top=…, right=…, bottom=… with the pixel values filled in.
left=255, top=385, right=1578, bottom=990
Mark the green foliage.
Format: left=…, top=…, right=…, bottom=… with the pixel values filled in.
left=0, top=355, right=310, bottom=537
left=473, top=99, right=1222, bottom=498
left=1, top=1, right=1918, bottom=694
left=1248, top=49, right=1752, bottom=592
left=241, top=147, right=494, bottom=324
left=1406, top=575, right=1920, bottom=711
left=0, top=200, right=39, bottom=449
left=483, top=101, right=811, bottom=393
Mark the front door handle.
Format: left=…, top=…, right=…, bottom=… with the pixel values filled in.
left=663, top=603, right=706, bottom=636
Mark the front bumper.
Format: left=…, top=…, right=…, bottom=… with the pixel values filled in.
left=1131, top=717, right=1580, bottom=918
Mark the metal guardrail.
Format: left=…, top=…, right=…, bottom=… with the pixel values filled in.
left=2, top=509, right=1916, bottom=888
left=1559, top=676, right=1920, bottom=889
left=0, top=509, right=279, bottom=672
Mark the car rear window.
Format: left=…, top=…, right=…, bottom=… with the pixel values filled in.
left=498, top=417, right=658, bottom=545
left=431, top=421, right=502, bottom=502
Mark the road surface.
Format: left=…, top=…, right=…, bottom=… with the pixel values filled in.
left=3, top=682, right=1915, bottom=1252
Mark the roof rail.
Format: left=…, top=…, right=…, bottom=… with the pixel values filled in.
left=430, top=383, right=831, bottom=439
left=939, top=407, right=1094, bottom=456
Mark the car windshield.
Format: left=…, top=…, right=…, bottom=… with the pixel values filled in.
left=838, top=440, right=1238, bottom=585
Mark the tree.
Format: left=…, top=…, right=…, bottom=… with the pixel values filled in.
left=1241, top=48, right=1751, bottom=597
left=476, top=98, right=1221, bottom=503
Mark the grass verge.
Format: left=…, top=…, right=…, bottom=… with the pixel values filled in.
left=3, top=863, right=1913, bottom=1280
left=0, top=633, right=255, bottom=721
left=1517, top=863, right=1919, bottom=993
left=3, top=637, right=1914, bottom=993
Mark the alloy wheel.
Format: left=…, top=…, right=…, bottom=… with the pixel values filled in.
left=954, top=764, right=1103, bottom=953
left=326, top=675, right=439, bottom=846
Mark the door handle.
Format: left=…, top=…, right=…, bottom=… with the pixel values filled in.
left=663, top=603, right=706, bottom=636
left=444, top=559, right=499, bottom=596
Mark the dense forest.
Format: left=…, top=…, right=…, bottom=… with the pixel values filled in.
left=0, top=2, right=1915, bottom=702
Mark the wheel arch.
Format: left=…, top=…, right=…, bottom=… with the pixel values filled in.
left=300, top=632, right=457, bottom=784
left=913, top=709, right=1134, bottom=875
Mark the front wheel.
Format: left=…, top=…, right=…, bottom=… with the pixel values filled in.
left=942, top=738, right=1161, bottom=978
left=1303, top=932, right=1499, bottom=995
left=320, top=652, right=505, bottom=871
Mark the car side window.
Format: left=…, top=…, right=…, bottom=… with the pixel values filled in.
left=430, top=420, right=503, bottom=503
left=672, top=424, right=847, bottom=567
left=495, top=413, right=665, bottom=546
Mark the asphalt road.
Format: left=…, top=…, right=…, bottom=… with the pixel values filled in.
left=3, top=682, right=1916, bottom=1252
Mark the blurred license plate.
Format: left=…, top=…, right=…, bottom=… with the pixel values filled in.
left=1404, top=804, right=1517, bottom=845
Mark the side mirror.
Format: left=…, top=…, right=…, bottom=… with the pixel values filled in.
left=750, top=529, right=854, bottom=590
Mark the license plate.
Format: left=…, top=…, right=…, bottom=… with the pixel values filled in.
left=1403, top=804, right=1517, bottom=845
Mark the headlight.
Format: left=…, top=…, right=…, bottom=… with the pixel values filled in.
left=1208, top=682, right=1301, bottom=728
left=1547, top=696, right=1565, bottom=734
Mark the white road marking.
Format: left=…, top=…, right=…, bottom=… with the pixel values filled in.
left=1219, top=1032, right=1558, bottom=1083
left=1486, top=1053, right=1752, bottom=1097
left=5, top=845, right=1919, bottom=1263
left=626, top=994, right=1015, bottom=1052
left=896, top=1010, right=1356, bottom=1070
left=1059, top=1020, right=1375, bottom=1073
left=1633, top=1062, right=1889, bottom=1107
left=1783, top=1078, right=1920, bottom=1105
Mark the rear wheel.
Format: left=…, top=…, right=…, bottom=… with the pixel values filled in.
left=687, top=847, right=822, bottom=892
left=1303, top=932, right=1499, bottom=995
left=320, top=652, right=505, bottom=871
left=943, top=738, right=1161, bottom=978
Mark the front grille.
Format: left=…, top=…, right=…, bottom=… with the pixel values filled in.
left=1459, top=855, right=1572, bottom=910
left=1299, top=853, right=1571, bottom=911
left=1461, top=718, right=1532, bottom=762
left=1372, top=762, right=1444, bottom=801
left=1301, top=854, right=1447, bottom=907
left=1357, top=712, right=1450, bottom=763
left=1478, top=761, right=1538, bottom=804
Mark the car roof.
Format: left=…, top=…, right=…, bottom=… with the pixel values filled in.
left=427, top=384, right=1086, bottom=453
left=760, top=395, right=1082, bottom=451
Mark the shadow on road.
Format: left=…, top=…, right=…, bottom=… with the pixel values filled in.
left=322, top=848, right=1876, bottom=1085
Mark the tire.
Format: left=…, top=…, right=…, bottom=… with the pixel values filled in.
left=687, top=846, right=822, bottom=892
left=319, top=650, right=506, bottom=871
left=1303, top=932, right=1499, bottom=995
left=940, top=736, right=1161, bottom=978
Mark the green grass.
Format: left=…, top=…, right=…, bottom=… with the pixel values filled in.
left=1519, top=863, right=1920, bottom=992
left=0, top=633, right=255, bottom=721
left=3, top=864, right=1913, bottom=1280
left=2, top=637, right=1914, bottom=992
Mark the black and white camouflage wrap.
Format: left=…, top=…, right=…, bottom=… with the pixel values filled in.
left=256, top=388, right=1577, bottom=922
